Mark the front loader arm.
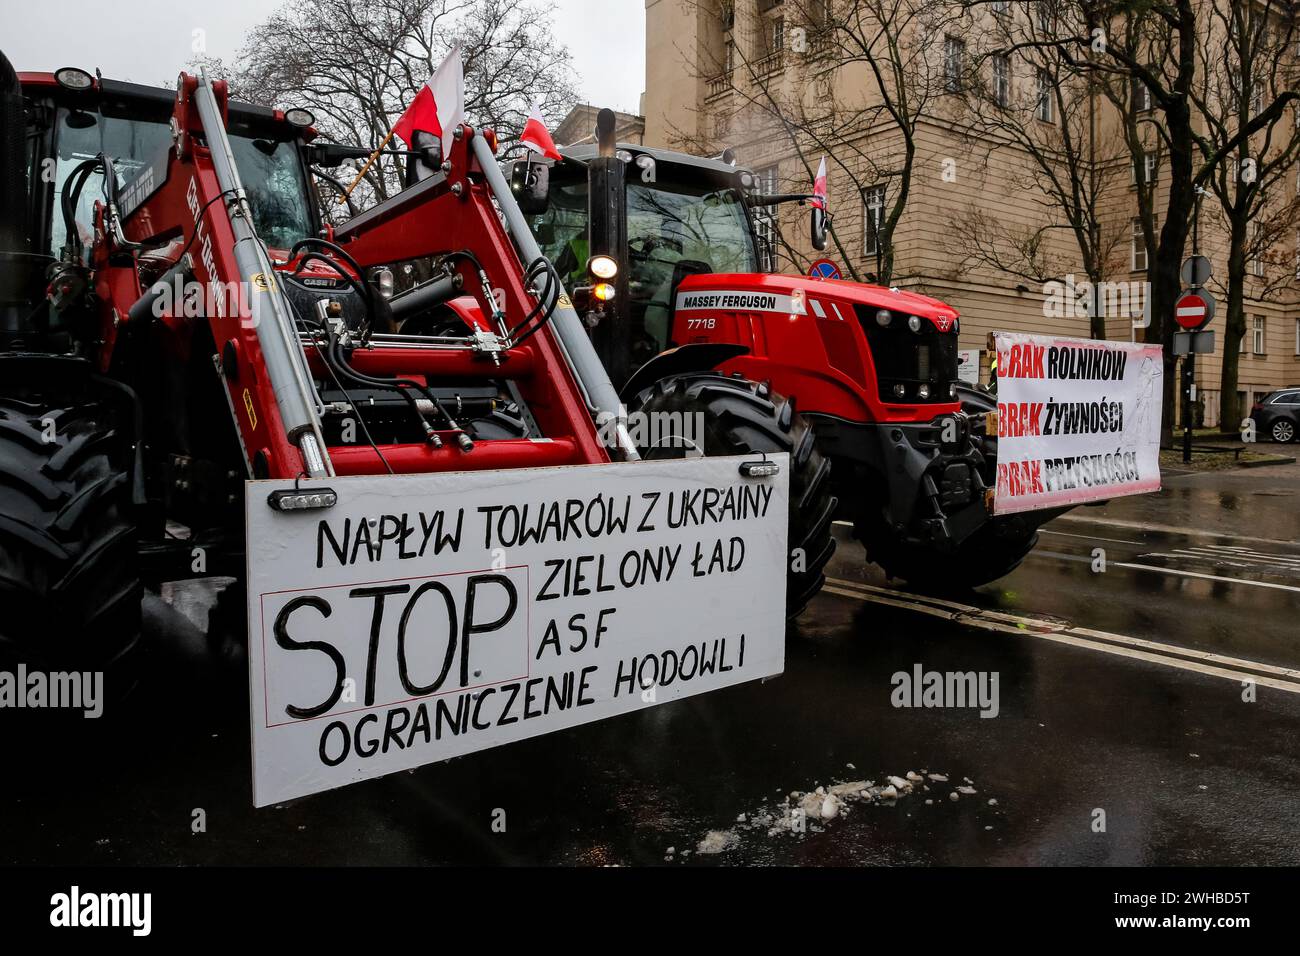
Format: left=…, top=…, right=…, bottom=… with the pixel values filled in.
left=335, top=129, right=636, bottom=463
left=106, top=73, right=330, bottom=481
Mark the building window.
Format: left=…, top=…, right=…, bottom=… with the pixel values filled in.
left=1130, top=218, right=1148, bottom=271
left=944, top=36, right=965, bottom=92
left=1132, top=150, right=1158, bottom=185
left=766, top=16, right=784, bottom=54
left=863, top=185, right=885, bottom=257
left=1253, top=315, right=1266, bottom=355
left=992, top=55, right=1011, bottom=107
left=992, top=0, right=1010, bottom=14
left=1294, top=317, right=1299, bottom=355
left=753, top=165, right=780, bottom=272
left=1037, top=69, right=1054, bottom=122
left=724, top=37, right=735, bottom=74
left=1037, top=1, right=1054, bottom=34
left=1250, top=221, right=1265, bottom=276
left=1229, top=70, right=1264, bottom=115
left=1131, top=75, right=1152, bottom=113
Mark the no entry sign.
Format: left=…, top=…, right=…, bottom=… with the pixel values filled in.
left=1174, top=291, right=1212, bottom=330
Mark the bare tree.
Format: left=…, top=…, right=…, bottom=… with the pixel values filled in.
left=669, top=0, right=966, bottom=284
left=199, top=0, right=577, bottom=208
left=946, top=1, right=1129, bottom=339
left=1189, top=0, right=1300, bottom=433
left=1070, top=0, right=1298, bottom=439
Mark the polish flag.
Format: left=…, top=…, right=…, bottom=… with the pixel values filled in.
left=811, top=157, right=828, bottom=210
left=519, top=102, right=563, bottom=161
left=392, top=44, right=465, bottom=160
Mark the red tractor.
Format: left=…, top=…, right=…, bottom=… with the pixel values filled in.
left=514, top=114, right=1055, bottom=590
left=0, top=58, right=821, bottom=684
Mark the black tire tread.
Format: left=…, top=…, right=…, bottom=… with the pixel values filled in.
left=0, top=391, right=141, bottom=676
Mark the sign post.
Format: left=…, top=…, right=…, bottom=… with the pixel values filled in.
left=1174, top=273, right=1215, bottom=464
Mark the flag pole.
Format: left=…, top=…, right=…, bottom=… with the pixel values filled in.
left=338, top=126, right=397, bottom=205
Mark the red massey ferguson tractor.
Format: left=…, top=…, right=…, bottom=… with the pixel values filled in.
left=513, top=119, right=1060, bottom=590
left=0, top=57, right=829, bottom=682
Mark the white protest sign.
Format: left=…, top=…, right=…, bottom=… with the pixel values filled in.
left=957, top=349, right=980, bottom=385
left=245, top=455, right=788, bottom=807
left=992, top=332, right=1162, bottom=514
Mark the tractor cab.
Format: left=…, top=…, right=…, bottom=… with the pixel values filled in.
left=20, top=70, right=320, bottom=266
left=525, top=144, right=763, bottom=367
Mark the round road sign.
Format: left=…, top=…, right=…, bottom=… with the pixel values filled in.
left=809, top=258, right=841, bottom=280
left=1181, top=254, right=1212, bottom=287
left=1174, top=290, right=1213, bottom=330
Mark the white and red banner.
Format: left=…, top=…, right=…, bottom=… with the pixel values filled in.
left=520, top=102, right=563, bottom=161
left=991, top=332, right=1163, bottom=515
left=393, top=44, right=465, bottom=160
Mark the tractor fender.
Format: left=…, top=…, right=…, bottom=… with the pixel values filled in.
left=619, top=343, right=750, bottom=403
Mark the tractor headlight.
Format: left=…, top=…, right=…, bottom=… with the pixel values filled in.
left=284, top=108, right=315, bottom=129
left=875, top=309, right=892, bottom=327
left=593, top=282, right=616, bottom=302
left=55, top=67, right=95, bottom=91
left=949, top=383, right=958, bottom=398
left=892, top=383, right=906, bottom=398
left=907, top=315, right=923, bottom=333
left=588, top=255, right=618, bottom=280
left=918, top=384, right=931, bottom=399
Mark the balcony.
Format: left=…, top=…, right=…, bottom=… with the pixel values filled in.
left=807, top=29, right=835, bottom=59
left=755, top=50, right=784, bottom=76
left=706, top=72, right=734, bottom=100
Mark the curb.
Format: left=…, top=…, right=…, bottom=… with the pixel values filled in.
left=1240, top=456, right=1297, bottom=469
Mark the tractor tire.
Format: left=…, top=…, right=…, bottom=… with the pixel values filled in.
left=0, top=391, right=142, bottom=685
left=627, top=372, right=836, bottom=618
left=856, top=383, right=1037, bottom=591
left=854, top=513, right=1038, bottom=591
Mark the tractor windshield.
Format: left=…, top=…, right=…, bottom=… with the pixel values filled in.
left=531, top=172, right=758, bottom=358
left=50, top=108, right=315, bottom=256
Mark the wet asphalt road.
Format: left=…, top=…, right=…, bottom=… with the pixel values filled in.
left=3, top=462, right=1298, bottom=866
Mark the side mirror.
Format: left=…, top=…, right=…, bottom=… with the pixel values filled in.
left=811, top=207, right=828, bottom=252
left=305, top=142, right=374, bottom=167
left=511, top=158, right=550, bottom=215
left=404, top=130, right=441, bottom=186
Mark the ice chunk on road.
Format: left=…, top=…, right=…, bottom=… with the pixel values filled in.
left=820, top=794, right=841, bottom=820
left=696, top=830, right=738, bottom=855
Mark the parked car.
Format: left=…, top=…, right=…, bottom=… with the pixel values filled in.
left=1250, top=388, right=1300, bottom=443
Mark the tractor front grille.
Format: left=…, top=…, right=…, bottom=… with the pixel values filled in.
left=853, top=305, right=959, bottom=404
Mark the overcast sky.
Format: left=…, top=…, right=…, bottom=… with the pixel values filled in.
left=3, top=0, right=646, bottom=114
